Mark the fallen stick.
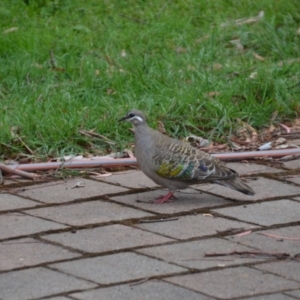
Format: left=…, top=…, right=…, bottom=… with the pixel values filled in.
left=0, top=164, right=37, bottom=180
left=205, top=250, right=290, bottom=258
left=2, top=148, right=300, bottom=173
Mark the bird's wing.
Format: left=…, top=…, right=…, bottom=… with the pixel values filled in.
left=153, top=141, right=236, bottom=181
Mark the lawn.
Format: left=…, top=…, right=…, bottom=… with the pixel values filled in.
left=0, top=0, right=299, bottom=160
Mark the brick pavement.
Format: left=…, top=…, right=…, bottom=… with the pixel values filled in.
left=0, top=160, right=300, bottom=300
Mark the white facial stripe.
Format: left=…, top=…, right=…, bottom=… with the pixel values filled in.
left=129, top=116, right=143, bottom=122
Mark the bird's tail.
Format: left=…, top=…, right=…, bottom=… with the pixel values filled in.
left=214, top=178, right=254, bottom=196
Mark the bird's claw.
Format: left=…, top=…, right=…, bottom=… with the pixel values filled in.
left=152, top=192, right=177, bottom=204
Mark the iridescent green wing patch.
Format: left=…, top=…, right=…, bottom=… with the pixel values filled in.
left=156, top=161, right=195, bottom=180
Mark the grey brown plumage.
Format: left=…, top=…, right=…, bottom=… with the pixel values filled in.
left=119, top=110, right=254, bottom=203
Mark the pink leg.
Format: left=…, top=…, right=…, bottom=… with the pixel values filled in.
left=153, top=191, right=177, bottom=204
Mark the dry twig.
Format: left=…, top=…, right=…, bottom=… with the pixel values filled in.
left=78, top=129, right=115, bottom=145
left=205, top=250, right=290, bottom=259
left=129, top=278, right=150, bottom=286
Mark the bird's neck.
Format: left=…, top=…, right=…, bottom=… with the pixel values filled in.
left=134, top=124, right=154, bottom=147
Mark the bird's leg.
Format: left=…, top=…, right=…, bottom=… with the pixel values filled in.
left=153, top=191, right=177, bottom=204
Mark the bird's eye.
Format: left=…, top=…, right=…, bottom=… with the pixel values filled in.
left=128, top=112, right=135, bottom=118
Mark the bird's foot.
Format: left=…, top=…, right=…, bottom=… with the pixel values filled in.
left=153, top=191, right=176, bottom=204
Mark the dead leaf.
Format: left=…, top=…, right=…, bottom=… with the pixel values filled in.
left=2, top=27, right=18, bottom=34
left=175, top=47, right=188, bottom=54
left=187, top=65, right=196, bottom=71
left=213, top=63, right=223, bottom=70
left=206, top=91, right=220, bottom=97
left=195, top=35, right=210, bottom=43
left=275, top=144, right=289, bottom=149
left=19, top=157, right=32, bottom=164
left=235, top=230, right=252, bottom=237
left=10, top=126, right=21, bottom=138
left=279, top=154, right=300, bottom=161
left=203, top=213, right=214, bottom=217
left=253, top=52, right=265, bottom=61
left=32, top=63, right=44, bottom=69
left=235, top=10, right=264, bottom=26
left=63, top=155, right=84, bottom=161
left=230, top=142, right=243, bottom=150
left=123, top=149, right=135, bottom=158
left=274, top=137, right=286, bottom=146
left=106, top=88, right=116, bottom=95
left=278, top=58, right=300, bottom=66
left=186, top=135, right=210, bottom=147
left=71, top=181, right=85, bottom=189
left=269, top=123, right=276, bottom=133
left=249, top=72, right=257, bottom=79
left=270, top=111, right=278, bottom=122
left=90, top=172, right=112, bottom=178
left=157, top=121, right=167, bottom=134
left=229, top=39, right=244, bottom=51
left=51, top=67, right=65, bottom=72
left=232, top=95, right=247, bottom=104
left=121, top=49, right=127, bottom=57
left=221, top=11, right=264, bottom=27
left=293, top=119, right=300, bottom=126
left=258, top=232, right=300, bottom=241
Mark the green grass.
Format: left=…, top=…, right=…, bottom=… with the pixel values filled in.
left=0, top=0, right=300, bottom=159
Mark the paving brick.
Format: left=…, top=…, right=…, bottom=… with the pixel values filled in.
left=285, top=176, right=300, bottom=186
left=42, top=224, right=173, bottom=253
left=225, top=162, right=283, bottom=175
left=137, top=238, right=268, bottom=270
left=194, top=177, right=300, bottom=201
left=71, top=280, right=214, bottom=300
left=0, top=194, right=39, bottom=211
left=225, top=226, right=300, bottom=256
left=111, top=189, right=230, bottom=215
left=51, top=252, right=186, bottom=284
left=240, top=293, right=296, bottom=300
left=254, top=261, right=300, bottom=283
left=136, top=214, right=258, bottom=240
left=0, top=213, right=66, bottom=240
left=284, top=159, right=300, bottom=170
left=27, top=200, right=153, bottom=226
left=285, top=290, right=300, bottom=299
left=165, top=267, right=300, bottom=299
left=0, top=267, right=96, bottom=299
left=19, top=178, right=128, bottom=203
left=212, top=200, right=300, bottom=226
left=95, top=170, right=159, bottom=189
left=0, top=237, right=79, bottom=271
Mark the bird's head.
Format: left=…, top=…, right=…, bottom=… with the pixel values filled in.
left=118, top=110, right=146, bottom=126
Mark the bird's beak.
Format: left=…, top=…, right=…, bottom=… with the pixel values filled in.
left=118, top=115, right=128, bottom=122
